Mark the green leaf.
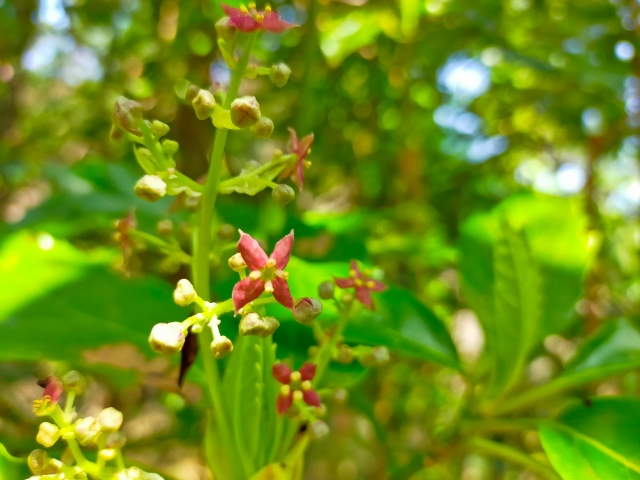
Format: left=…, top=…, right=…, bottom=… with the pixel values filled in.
left=212, top=105, right=240, bottom=130
left=487, top=319, right=640, bottom=416
left=540, top=397, right=640, bottom=480
left=460, top=194, right=594, bottom=397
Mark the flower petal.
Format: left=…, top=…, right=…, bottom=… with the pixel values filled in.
left=37, top=375, right=63, bottom=403
left=355, top=286, right=373, bottom=309
left=350, top=260, right=362, bottom=277
left=302, top=388, right=321, bottom=407
left=369, top=279, right=387, bottom=292
left=272, top=277, right=294, bottom=310
left=272, top=363, right=292, bottom=384
left=298, top=133, right=314, bottom=161
left=299, top=362, right=317, bottom=381
left=232, top=277, right=265, bottom=313
left=270, top=230, right=294, bottom=269
left=276, top=391, right=293, bottom=415
left=220, top=3, right=244, bottom=17
left=287, top=127, right=299, bottom=153
left=261, top=11, right=297, bottom=33
left=334, top=277, right=355, bottom=289
left=237, top=230, right=268, bottom=271
left=227, top=14, right=261, bottom=32
left=296, top=158, right=305, bottom=191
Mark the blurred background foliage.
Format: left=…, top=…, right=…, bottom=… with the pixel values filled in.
left=2, top=0, right=640, bottom=478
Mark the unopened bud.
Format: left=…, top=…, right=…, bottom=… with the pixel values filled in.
left=36, top=422, right=60, bottom=448
left=270, top=63, right=292, bottom=88
left=359, top=346, right=390, bottom=367
left=149, top=322, right=185, bottom=355
left=113, top=96, right=144, bottom=134
left=134, top=175, right=167, bottom=202
left=28, top=449, right=50, bottom=475
left=308, top=420, right=330, bottom=440
left=228, top=253, right=247, bottom=271
left=341, top=292, right=354, bottom=304
left=272, top=184, right=295, bottom=206
left=162, top=139, right=179, bottom=157
left=335, top=344, right=354, bottom=363
left=262, top=316, right=280, bottom=337
left=174, top=279, right=197, bottom=306
left=97, top=407, right=123, bottom=432
left=192, top=89, right=217, bottom=120
left=185, top=84, right=201, bottom=104
left=230, top=96, right=261, bottom=128
left=250, top=117, right=274, bottom=138
left=74, top=416, right=101, bottom=446
left=99, top=448, right=118, bottom=461
left=211, top=336, right=233, bottom=359
left=184, top=194, right=200, bottom=211
left=217, top=223, right=236, bottom=239
left=215, top=16, right=237, bottom=41
left=106, top=431, right=127, bottom=449
left=239, top=313, right=279, bottom=338
left=63, top=370, right=86, bottom=395
left=292, top=297, right=323, bottom=325
left=157, top=219, right=173, bottom=236
left=151, top=120, right=170, bottom=138
left=109, top=124, right=124, bottom=142
left=318, top=281, right=335, bottom=300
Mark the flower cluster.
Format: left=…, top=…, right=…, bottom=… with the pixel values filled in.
left=334, top=260, right=387, bottom=310
left=221, top=2, right=296, bottom=33
left=28, top=371, right=162, bottom=480
left=272, top=362, right=320, bottom=415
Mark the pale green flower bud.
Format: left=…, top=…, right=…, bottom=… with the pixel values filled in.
left=318, top=281, right=335, bottom=300
left=308, top=420, right=330, bottom=440
left=28, top=449, right=56, bottom=475
left=272, top=184, right=295, bottom=206
left=185, top=84, right=201, bottom=104
left=173, top=279, right=197, bottom=306
left=63, top=370, right=86, bottom=395
left=36, top=422, right=60, bottom=448
left=149, top=322, right=185, bottom=355
left=250, top=117, right=274, bottom=138
left=215, top=17, right=237, bottom=41
left=228, top=252, right=247, bottom=271
left=74, top=416, right=101, bottom=446
left=96, top=407, right=123, bottom=432
left=217, top=223, right=235, bottom=239
left=157, top=219, right=173, bottom=236
left=292, top=298, right=323, bottom=325
left=192, top=89, right=217, bottom=120
left=184, top=194, right=200, bottom=211
left=359, top=346, right=390, bottom=367
left=239, top=313, right=279, bottom=337
left=211, top=336, right=233, bottom=359
left=230, top=96, right=261, bottom=128
left=270, top=63, right=292, bottom=88
left=99, top=448, right=118, bottom=461
left=162, top=139, right=179, bottom=157
left=113, top=96, right=144, bottom=134
left=134, top=175, right=167, bottom=202
left=335, top=344, right=354, bottom=363
left=106, top=431, right=127, bottom=449
left=151, top=120, right=170, bottom=138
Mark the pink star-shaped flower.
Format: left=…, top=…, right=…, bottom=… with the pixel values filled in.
left=232, top=230, right=295, bottom=313
left=221, top=3, right=297, bottom=33
left=272, top=362, right=320, bottom=415
left=334, top=260, right=387, bottom=310
left=279, top=128, right=314, bottom=190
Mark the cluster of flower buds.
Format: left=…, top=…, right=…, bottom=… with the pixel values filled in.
left=28, top=371, right=162, bottom=480
left=272, top=362, right=321, bottom=415
left=111, top=97, right=202, bottom=204
left=333, top=260, right=387, bottom=310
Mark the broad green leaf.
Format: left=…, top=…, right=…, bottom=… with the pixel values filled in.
left=267, top=258, right=459, bottom=370
left=460, top=194, right=594, bottom=397
left=540, top=397, right=640, bottom=480
left=212, top=105, right=240, bottom=130
left=487, top=319, right=640, bottom=415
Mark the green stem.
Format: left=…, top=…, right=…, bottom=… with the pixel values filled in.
left=233, top=340, right=257, bottom=477
left=314, top=304, right=352, bottom=386
left=51, top=407, right=99, bottom=477
left=461, top=418, right=539, bottom=435
left=192, top=31, right=258, bottom=480
left=0, top=443, right=25, bottom=464
left=139, top=120, right=171, bottom=169
left=466, top=438, right=561, bottom=480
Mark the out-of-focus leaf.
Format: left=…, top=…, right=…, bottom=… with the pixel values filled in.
left=212, top=106, right=240, bottom=130
left=460, top=195, right=594, bottom=397
left=487, top=318, right=640, bottom=415
left=540, top=397, right=640, bottom=480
